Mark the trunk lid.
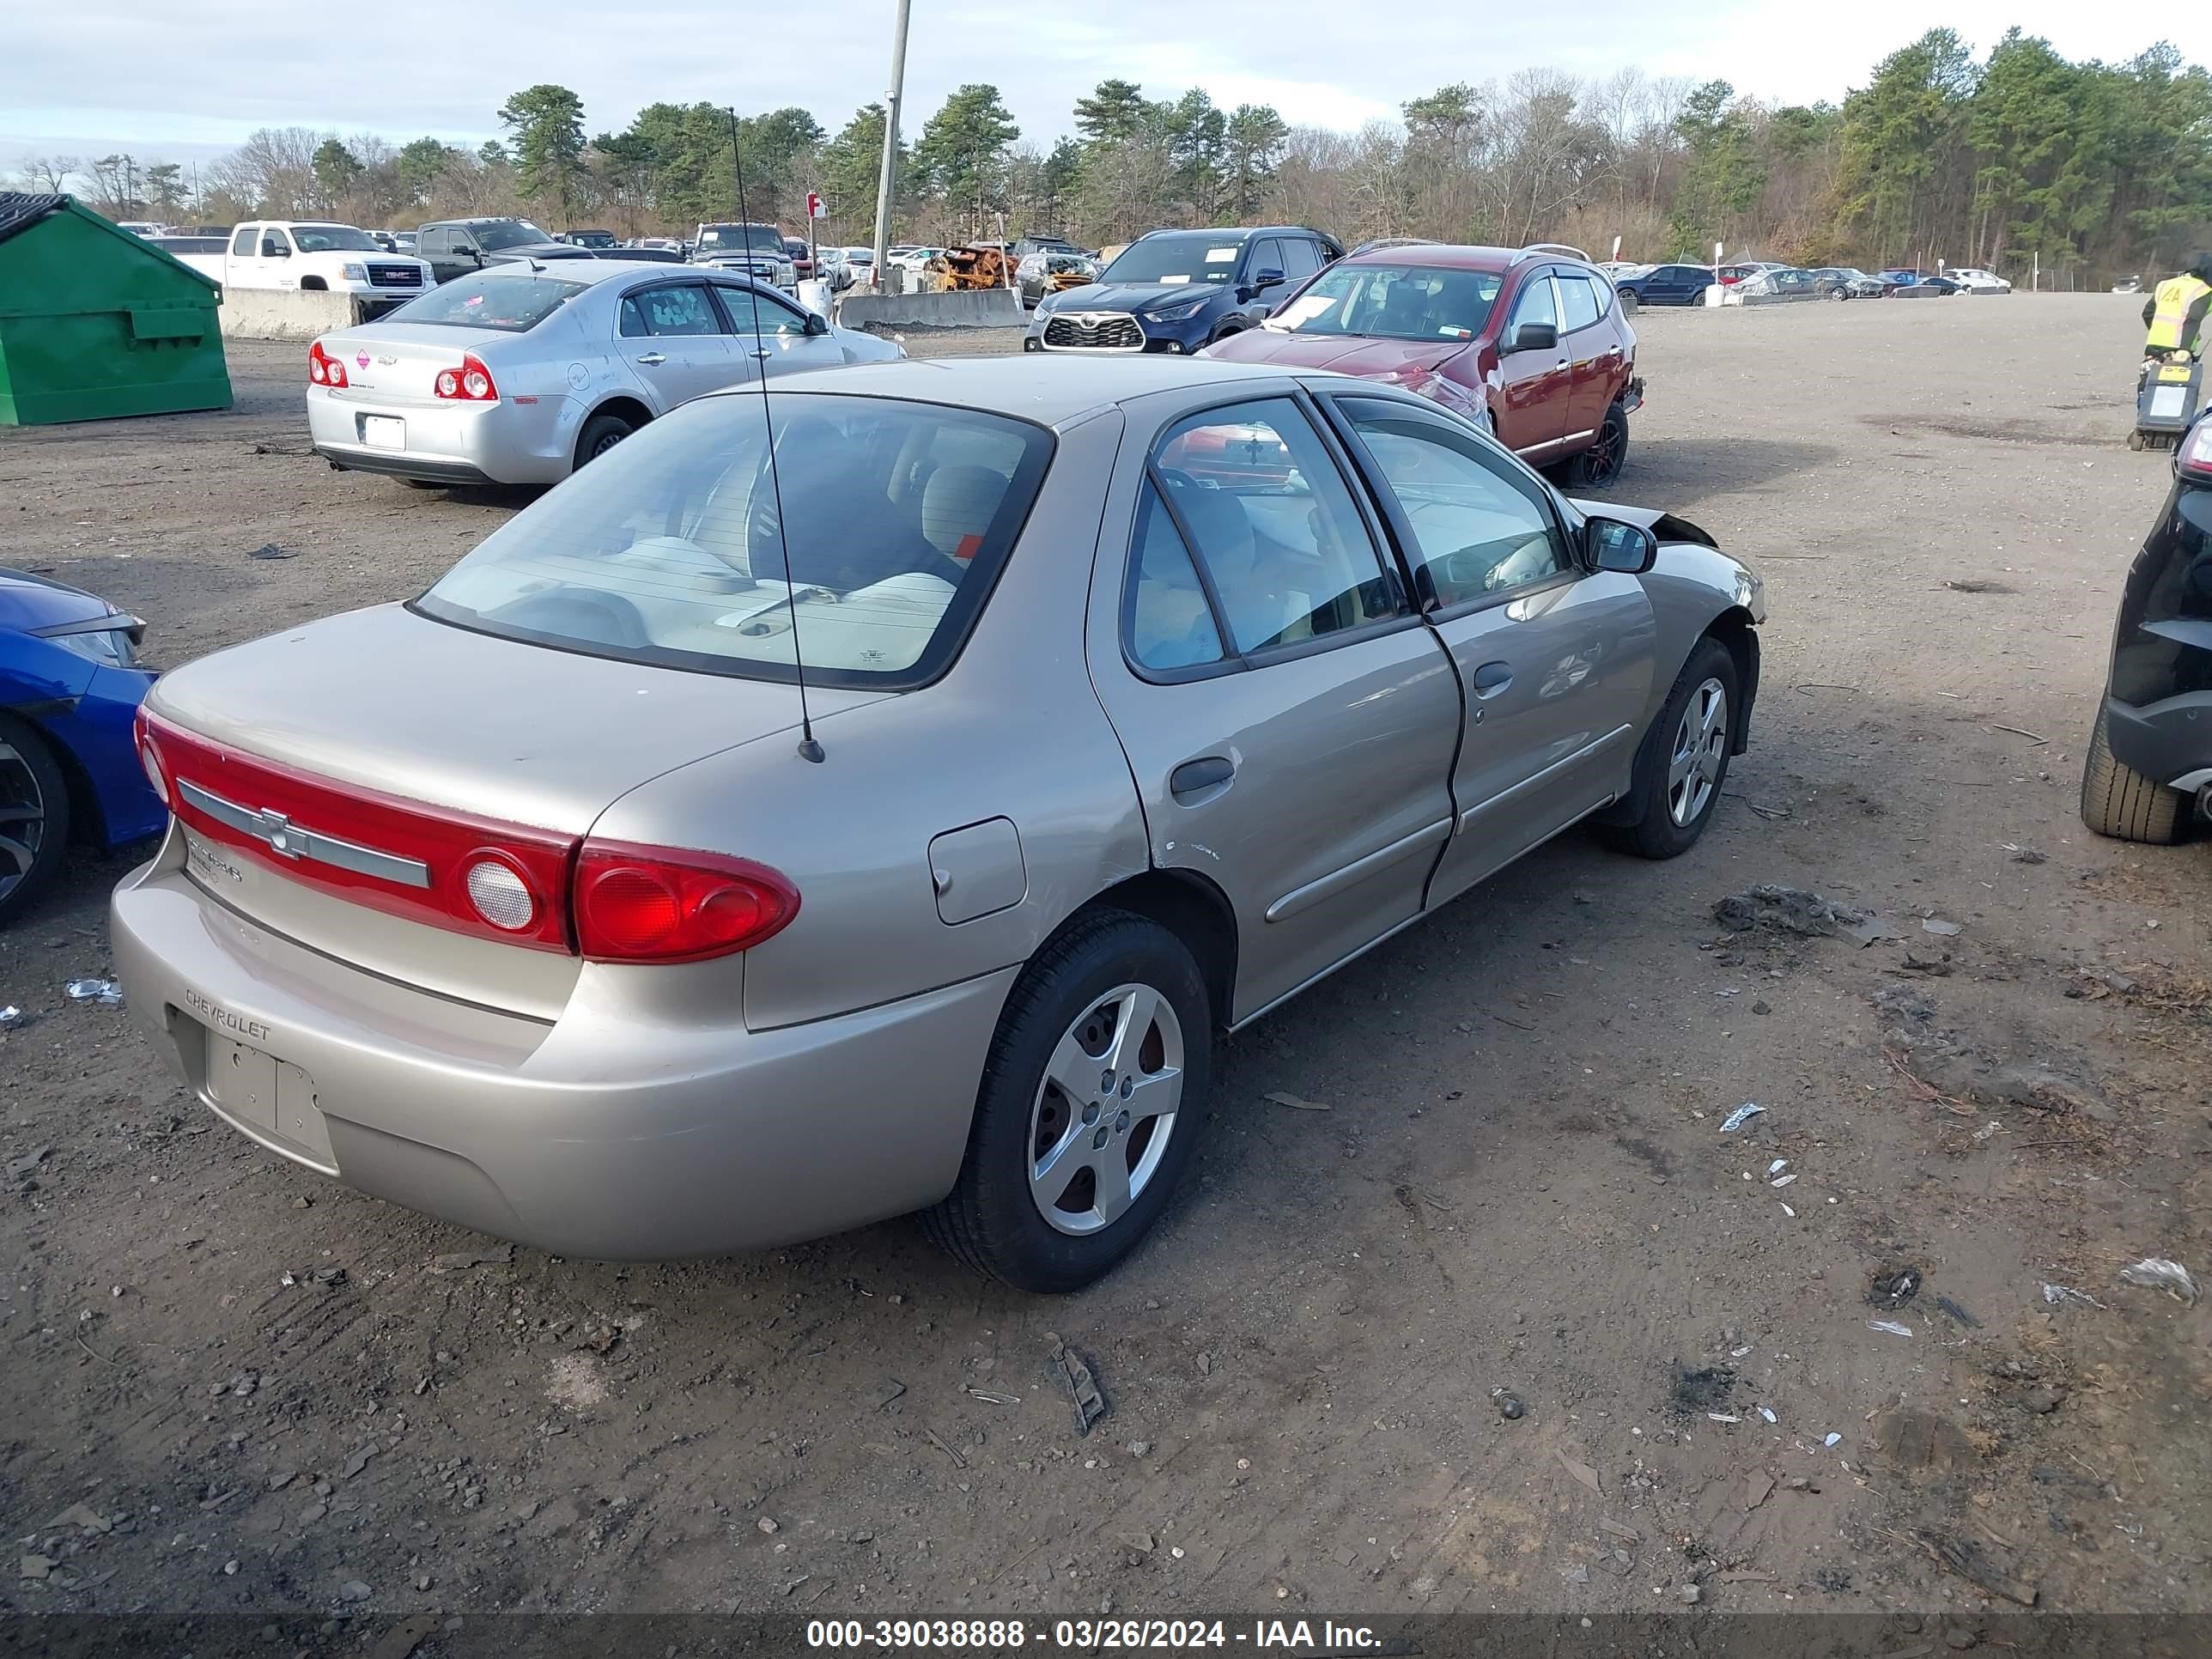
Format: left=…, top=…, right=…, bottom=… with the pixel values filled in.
left=148, top=603, right=881, bottom=1018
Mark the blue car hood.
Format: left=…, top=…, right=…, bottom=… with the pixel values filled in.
left=1045, top=282, right=1228, bottom=315
left=0, top=567, right=122, bottom=634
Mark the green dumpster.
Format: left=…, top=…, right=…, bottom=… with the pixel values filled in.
left=0, top=192, right=231, bottom=426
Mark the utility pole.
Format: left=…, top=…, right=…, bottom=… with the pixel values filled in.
left=868, top=0, right=911, bottom=292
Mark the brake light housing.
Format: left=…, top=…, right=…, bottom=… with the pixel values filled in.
left=2179, top=416, right=2212, bottom=481
left=434, top=353, right=498, bottom=402
left=575, top=840, right=800, bottom=963
left=307, top=340, right=349, bottom=388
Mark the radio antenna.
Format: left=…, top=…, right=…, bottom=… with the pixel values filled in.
left=729, top=105, right=823, bottom=763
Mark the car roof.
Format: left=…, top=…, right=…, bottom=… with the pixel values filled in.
left=1337, top=243, right=1525, bottom=273
left=468, top=258, right=749, bottom=287
left=716, top=354, right=1310, bottom=429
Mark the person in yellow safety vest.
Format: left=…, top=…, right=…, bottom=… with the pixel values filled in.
left=2142, top=251, right=2212, bottom=356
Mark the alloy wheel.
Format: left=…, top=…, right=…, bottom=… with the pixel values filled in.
left=0, top=736, right=49, bottom=907
left=1583, top=415, right=1625, bottom=485
left=1667, top=678, right=1729, bottom=826
left=1027, top=982, right=1184, bottom=1237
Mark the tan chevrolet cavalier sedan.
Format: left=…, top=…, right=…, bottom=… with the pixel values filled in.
left=115, top=356, right=1764, bottom=1290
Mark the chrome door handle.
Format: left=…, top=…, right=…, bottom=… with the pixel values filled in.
left=635, top=352, right=667, bottom=366
left=748, top=348, right=772, bottom=360
left=1169, top=756, right=1235, bottom=801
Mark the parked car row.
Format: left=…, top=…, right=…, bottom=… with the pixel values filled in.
left=1024, top=228, right=1638, bottom=487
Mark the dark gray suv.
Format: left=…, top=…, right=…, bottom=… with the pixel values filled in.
left=416, top=217, right=593, bottom=285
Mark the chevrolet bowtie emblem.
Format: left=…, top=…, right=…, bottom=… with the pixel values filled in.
left=247, top=807, right=301, bottom=859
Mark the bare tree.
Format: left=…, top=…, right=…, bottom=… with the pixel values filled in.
left=16, top=155, right=81, bottom=194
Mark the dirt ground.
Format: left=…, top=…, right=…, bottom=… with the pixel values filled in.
left=2, top=298, right=2207, bottom=1638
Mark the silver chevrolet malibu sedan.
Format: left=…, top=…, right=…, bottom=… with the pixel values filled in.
left=116, top=356, right=1764, bottom=1291
left=305, top=260, right=901, bottom=487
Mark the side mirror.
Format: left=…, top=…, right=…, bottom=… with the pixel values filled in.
left=1585, top=516, right=1656, bottom=574
left=804, top=311, right=829, bottom=336
left=261, top=240, right=288, bottom=258
left=1509, top=321, right=1558, bottom=353
left=1248, top=267, right=1285, bottom=295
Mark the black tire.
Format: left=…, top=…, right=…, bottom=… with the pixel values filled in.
left=573, top=411, right=637, bottom=472
left=1601, top=636, right=1740, bottom=860
left=1828, top=287, right=1848, bottom=301
left=1571, top=402, right=1630, bottom=489
left=2080, top=706, right=2183, bottom=843
left=925, top=908, right=1213, bottom=1292
left=0, top=713, right=70, bottom=927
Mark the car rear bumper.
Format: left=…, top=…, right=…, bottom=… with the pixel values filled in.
left=306, top=386, right=575, bottom=485
left=2105, top=689, right=2212, bottom=794
left=111, top=842, right=1015, bottom=1261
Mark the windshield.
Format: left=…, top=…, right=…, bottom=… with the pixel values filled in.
left=475, top=220, right=554, bottom=251
left=385, top=271, right=589, bottom=331
left=1102, top=235, right=1246, bottom=285
left=698, top=224, right=783, bottom=253
left=1268, top=264, right=1503, bottom=342
left=291, top=224, right=379, bottom=253
left=416, top=393, right=1055, bottom=689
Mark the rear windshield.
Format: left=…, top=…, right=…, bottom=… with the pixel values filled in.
left=1103, top=234, right=1246, bottom=285
left=383, top=272, right=591, bottom=332
left=1269, top=264, right=1503, bottom=341
left=416, top=394, right=1054, bottom=689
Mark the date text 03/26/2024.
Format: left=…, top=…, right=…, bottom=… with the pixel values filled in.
left=805, top=1620, right=1383, bottom=1650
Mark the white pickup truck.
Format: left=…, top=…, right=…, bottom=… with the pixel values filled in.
left=178, top=222, right=434, bottom=319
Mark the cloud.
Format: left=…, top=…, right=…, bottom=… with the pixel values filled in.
left=3, top=0, right=2206, bottom=171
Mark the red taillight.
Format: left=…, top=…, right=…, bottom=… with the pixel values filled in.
left=2180, top=416, right=2212, bottom=480
left=308, top=340, right=349, bottom=388
left=134, top=706, right=171, bottom=807
left=434, top=353, right=498, bottom=402
left=146, top=714, right=575, bottom=953
left=574, top=840, right=799, bottom=963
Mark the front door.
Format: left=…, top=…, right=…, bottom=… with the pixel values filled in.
left=1321, top=393, right=1657, bottom=902
left=712, top=283, right=844, bottom=380
left=1087, top=392, right=1462, bottom=1023
left=1494, top=270, right=1570, bottom=459
left=616, top=283, right=744, bottom=410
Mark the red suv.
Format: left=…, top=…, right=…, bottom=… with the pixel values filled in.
left=1203, top=244, right=1643, bottom=485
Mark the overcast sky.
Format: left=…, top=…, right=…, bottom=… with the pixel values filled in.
left=6, top=1, right=2209, bottom=173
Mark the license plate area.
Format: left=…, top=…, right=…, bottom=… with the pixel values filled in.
left=202, top=1027, right=337, bottom=1171
left=362, top=415, right=405, bottom=450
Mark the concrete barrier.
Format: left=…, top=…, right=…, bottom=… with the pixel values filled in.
left=218, top=288, right=360, bottom=342
left=836, top=288, right=1027, bottom=330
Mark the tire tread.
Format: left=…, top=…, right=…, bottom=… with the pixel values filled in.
left=2080, top=708, right=2182, bottom=844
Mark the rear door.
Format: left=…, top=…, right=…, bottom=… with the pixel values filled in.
left=616, top=282, right=744, bottom=409
left=1086, top=391, right=1462, bottom=1022
left=1495, top=269, right=1570, bottom=458
left=1553, top=270, right=1622, bottom=439
left=1321, top=393, right=1656, bottom=901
